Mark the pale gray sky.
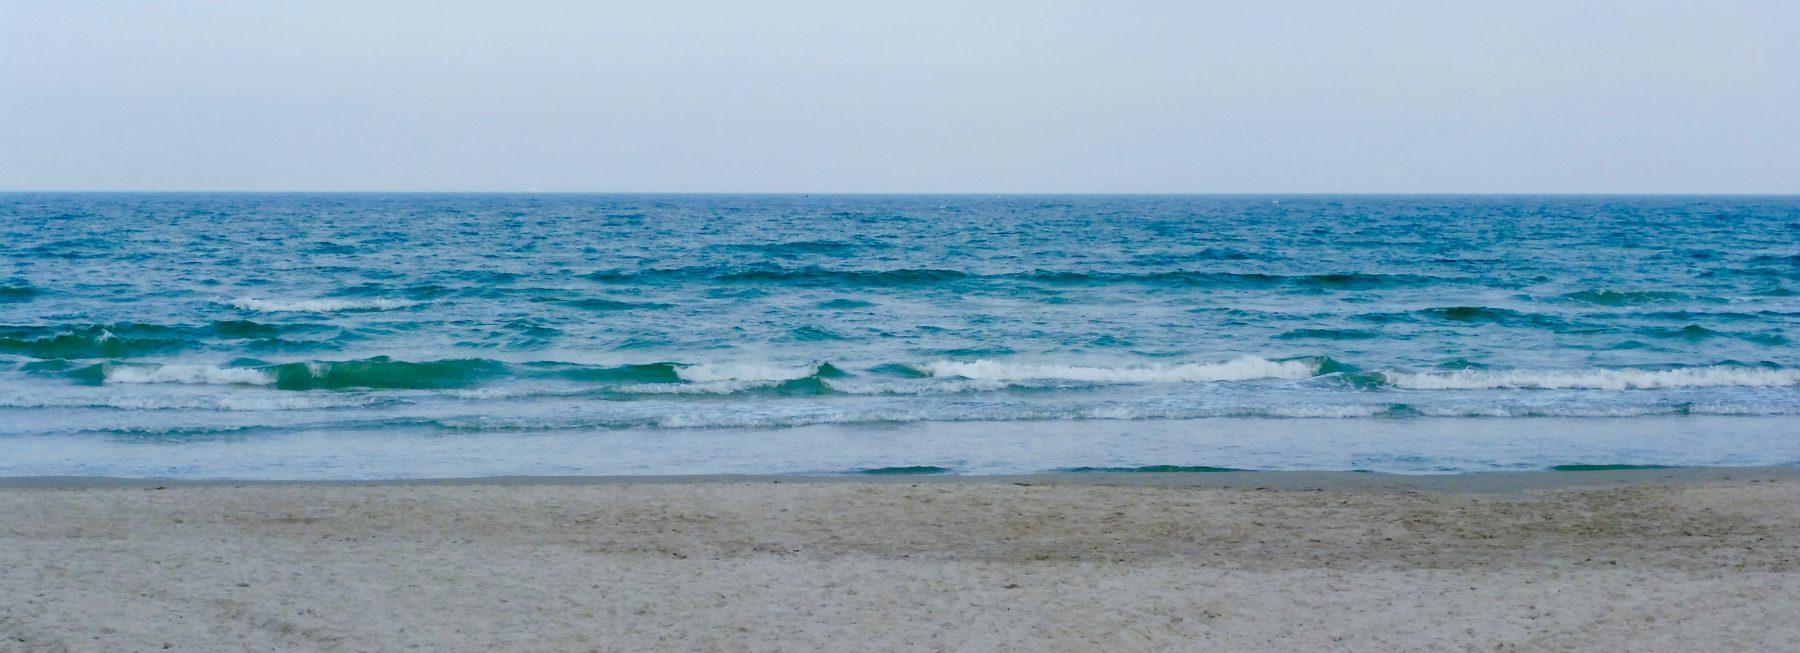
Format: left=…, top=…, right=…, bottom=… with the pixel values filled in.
left=2, top=1, right=1795, bottom=193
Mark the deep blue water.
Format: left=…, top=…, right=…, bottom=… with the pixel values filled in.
left=2, top=194, right=1797, bottom=477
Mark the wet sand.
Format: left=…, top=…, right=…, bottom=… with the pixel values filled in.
left=5, top=468, right=1799, bottom=651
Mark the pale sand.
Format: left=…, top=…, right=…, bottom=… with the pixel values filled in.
left=5, top=470, right=1800, bottom=652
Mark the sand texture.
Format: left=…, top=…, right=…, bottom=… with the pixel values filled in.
left=5, top=475, right=1800, bottom=651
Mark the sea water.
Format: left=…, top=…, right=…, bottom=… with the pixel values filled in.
left=1, top=194, right=1796, bottom=478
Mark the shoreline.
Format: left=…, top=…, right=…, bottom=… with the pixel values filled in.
left=5, top=464, right=1798, bottom=494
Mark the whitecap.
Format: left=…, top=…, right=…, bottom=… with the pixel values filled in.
left=674, top=362, right=821, bottom=383
left=1384, top=365, right=1800, bottom=390
left=615, top=380, right=788, bottom=395
left=103, top=364, right=276, bottom=386
left=0, top=394, right=374, bottom=411
left=919, top=357, right=1319, bottom=383
left=822, top=378, right=1013, bottom=395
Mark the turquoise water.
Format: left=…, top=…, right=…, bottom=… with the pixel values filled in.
left=2, top=194, right=1797, bottom=477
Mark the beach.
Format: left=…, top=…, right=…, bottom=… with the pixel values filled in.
left=8, top=0, right=1798, bottom=648
left=6, top=468, right=1799, bottom=652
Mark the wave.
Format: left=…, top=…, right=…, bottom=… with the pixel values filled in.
left=1276, top=328, right=1380, bottom=341
left=2, top=320, right=317, bottom=339
left=227, top=297, right=419, bottom=312
left=308, top=241, right=358, bottom=255
left=329, top=282, right=455, bottom=299
left=45, top=404, right=1780, bottom=439
left=103, top=364, right=276, bottom=385
left=614, top=378, right=834, bottom=397
left=237, top=398, right=1800, bottom=433
left=720, top=267, right=968, bottom=286
left=1562, top=290, right=1716, bottom=306
left=823, top=379, right=1014, bottom=395
left=531, top=361, right=685, bottom=384
left=92, top=357, right=504, bottom=390
left=717, top=240, right=875, bottom=258
left=1749, top=253, right=1800, bottom=266
left=1022, top=271, right=1445, bottom=289
left=55, top=354, right=1800, bottom=401
left=1130, top=248, right=1255, bottom=265
left=211, top=320, right=287, bottom=338
left=2, top=330, right=192, bottom=359
left=79, top=358, right=844, bottom=392
left=673, top=362, right=839, bottom=383
left=1414, top=306, right=1541, bottom=324
left=585, top=266, right=967, bottom=287
left=1077, top=403, right=1393, bottom=419
left=558, top=298, right=672, bottom=312
left=0, top=283, right=37, bottom=302
left=1638, top=310, right=1791, bottom=323
left=817, top=298, right=877, bottom=309
left=1384, top=365, right=1800, bottom=390
left=607, top=363, right=849, bottom=397
left=579, top=265, right=1455, bottom=290
left=1647, top=324, right=1726, bottom=341
left=1343, top=306, right=1583, bottom=328
left=469, top=373, right=1271, bottom=398
left=0, top=394, right=383, bottom=411
left=786, top=326, right=845, bottom=341
left=1639, top=325, right=1789, bottom=346
left=1291, top=273, right=1438, bottom=289
left=266, top=357, right=506, bottom=390
left=916, top=357, right=1321, bottom=383
left=71, top=355, right=1325, bottom=397
left=0, top=321, right=341, bottom=360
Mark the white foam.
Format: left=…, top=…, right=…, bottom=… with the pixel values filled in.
left=919, top=357, right=1319, bottom=383
left=1385, top=366, right=1800, bottom=390
left=651, top=407, right=1061, bottom=429
left=0, top=394, right=374, bottom=411
left=226, top=297, right=418, bottom=312
left=1265, top=404, right=1393, bottom=418
left=615, top=380, right=786, bottom=395
left=1685, top=402, right=1798, bottom=416
left=1402, top=404, right=1792, bottom=418
left=212, top=395, right=379, bottom=410
left=103, top=364, right=276, bottom=386
left=674, top=362, right=821, bottom=383
left=445, top=387, right=591, bottom=400
left=822, top=378, right=1014, bottom=395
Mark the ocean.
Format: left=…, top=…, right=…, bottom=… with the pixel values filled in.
left=2, top=193, right=1796, bottom=478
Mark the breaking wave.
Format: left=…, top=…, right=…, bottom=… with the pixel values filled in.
left=102, top=364, right=276, bottom=385
left=916, top=357, right=1321, bottom=383
left=1385, top=365, right=1800, bottom=390
left=60, top=356, right=1800, bottom=396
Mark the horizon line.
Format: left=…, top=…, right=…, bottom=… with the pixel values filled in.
left=4, top=190, right=1799, bottom=197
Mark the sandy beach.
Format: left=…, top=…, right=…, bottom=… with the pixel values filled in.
left=5, top=468, right=1799, bottom=652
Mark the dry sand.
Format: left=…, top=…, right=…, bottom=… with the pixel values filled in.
left=5, top=470, right=1800, bottom=652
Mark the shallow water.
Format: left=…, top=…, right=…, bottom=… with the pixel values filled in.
left=2, top=194, right=1796, bottom=477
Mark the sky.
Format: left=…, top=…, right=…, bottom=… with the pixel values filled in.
left=2, top=1, right=1796, bottom=193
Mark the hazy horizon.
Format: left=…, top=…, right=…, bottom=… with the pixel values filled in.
left=4, top=1, right=1796, bottom=194
left=5, top=191, right=1800, bottom=197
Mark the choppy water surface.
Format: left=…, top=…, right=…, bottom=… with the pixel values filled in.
left=2, top=194, right=1796, bottom=477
